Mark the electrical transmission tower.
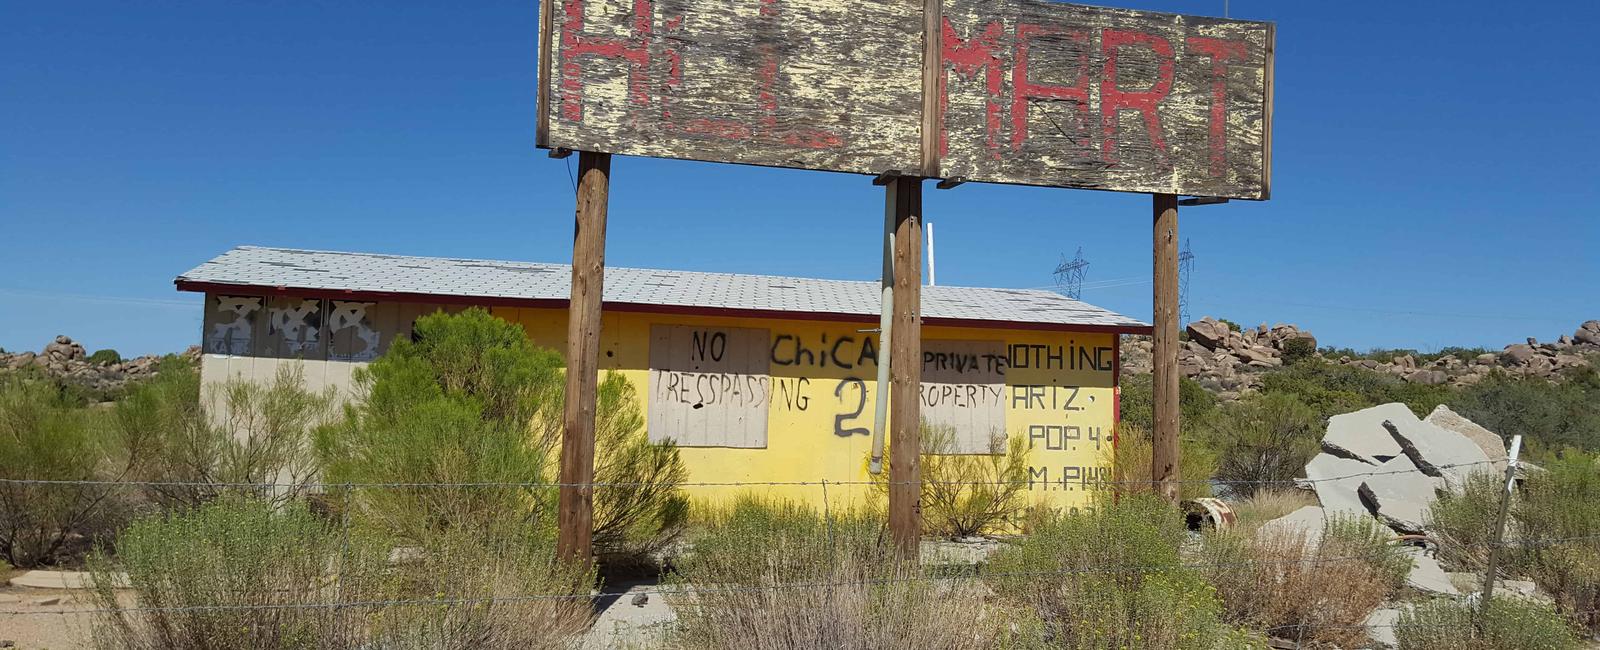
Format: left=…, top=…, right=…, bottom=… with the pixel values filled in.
left=1178, top=239, right=1195, bottom=325
left=1054, top=247, right=1089, bottom=300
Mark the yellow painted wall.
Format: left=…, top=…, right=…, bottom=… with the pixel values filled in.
left=490, top=306, right=1117, bottom=513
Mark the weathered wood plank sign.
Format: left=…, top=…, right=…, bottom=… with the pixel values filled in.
left=537, top=0, right=1272, bottom=197
left=538, top=0, right=925, bottom=176
left=938, top=0, right=1272, bottom=198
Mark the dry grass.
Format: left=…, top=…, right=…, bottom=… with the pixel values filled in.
left=1230, top=488, right=1318, bottom=532
left=1200, top=517, right=1408, bottom=647
left=666, top=496, right=1036, bottom=650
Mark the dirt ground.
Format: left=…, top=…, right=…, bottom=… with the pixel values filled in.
left=0, top=584, right=96, bottom=650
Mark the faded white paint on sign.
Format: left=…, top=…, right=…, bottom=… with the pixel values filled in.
left=920, top=339, right=1008, bottom=454
left=648, top=324, right=772, bottom=448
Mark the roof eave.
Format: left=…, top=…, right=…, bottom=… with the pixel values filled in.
left=175, top=279, right=1153, bottom=336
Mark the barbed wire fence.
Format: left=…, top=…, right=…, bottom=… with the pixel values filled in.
left=0, top=457, right=1593, bottom=646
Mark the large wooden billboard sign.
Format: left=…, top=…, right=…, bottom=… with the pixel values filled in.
left=537, top=0, right=1273, bottom=199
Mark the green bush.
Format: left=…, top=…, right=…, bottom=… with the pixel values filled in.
left=1107, top=421, right=1219, bottom=501
left=1452, top=366, right=1600, bottom=452
left=1280, top=337, right=1316, bottom=365
left=1257, top=360, right=1456, bottom=421
left=317, top=308, right=686, bottom=560
left=1199, top=393, right=1322, bottom=498
left=1395, top=597, right=1578, bottom=650
left=1118, top=373, right=1218, bottom=433
left=115, top=360, right=334, bottom=510
left=987, top=495, right=1262, bottom=649
left=0, top=374, right=128, bottom=567
left=88, top=499, right=592, bottom=650
left=88, top=349, right=123, bottom=365
left=870, top=424, right=1032, bottom=538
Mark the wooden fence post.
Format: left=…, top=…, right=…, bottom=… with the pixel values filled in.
left=888, top=176, right=924, bottom=560
left=1152, top=193, right=1181, bottom=504
left=557, top=151, right=611, bottom=565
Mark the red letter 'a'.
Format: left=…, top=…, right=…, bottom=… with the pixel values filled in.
left=1011, top=24, right=1090, bottom=151
left=1100, top=29, right=1174, bottom=167
left=940, top=17, right=1004, bottom=159
left=560, top=0, right=653, bottom=123
left=1186, top=36, right=1247, bottom=177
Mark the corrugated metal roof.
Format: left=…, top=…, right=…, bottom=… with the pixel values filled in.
left=176, top=246, right=1148, bottom=331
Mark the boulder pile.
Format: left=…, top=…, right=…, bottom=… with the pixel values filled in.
left=1121, top=318, right=1600, bottom=401
left=1, top=335, right=199, bottom=395
left=1262, top=402, right=1510, bottom=597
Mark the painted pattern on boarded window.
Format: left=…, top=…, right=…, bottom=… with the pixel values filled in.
left=921, top=340, right=1008, bottom=454
left=205, top=296, right=262, bottom=355
left=265, top=297, right=323, bottom=359
left=327, top=301, right=382, bottom=362
left=648, top=325, right=771, bottom=449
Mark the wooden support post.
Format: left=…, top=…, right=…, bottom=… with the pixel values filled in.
left=557, top=151, right=611, bottom=565
left=1152, top=193, right=1181, bottom=504
left=888, top=176, right=923, bottom=560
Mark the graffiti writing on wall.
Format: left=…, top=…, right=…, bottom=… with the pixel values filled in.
left=647, top=325, right=772, bottom=448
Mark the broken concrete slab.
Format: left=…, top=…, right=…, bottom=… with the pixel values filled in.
left=1358, top=455, right=1445, bottom=535
left=1258, top=505, right=1326, bottom=542
left=1305, top=453, right=1377, bottom=517
left=1425, top=405, right=1508, bottom=470
left=1399, top=546, right=1460, bottom=596
left=1365, top=606, right=1403, bottom=649
left=1323, top=403, right=1415, bottom=464
left=1382, top=417, right=1492, bottom=489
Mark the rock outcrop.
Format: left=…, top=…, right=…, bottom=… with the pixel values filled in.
left=0, top=335, right=199, bottom=394
left=1121, top=318, right=1599, bottom=402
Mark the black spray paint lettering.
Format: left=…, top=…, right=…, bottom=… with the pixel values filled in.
left=1025, top=465, right=1111, bottom=492
left=922, top=351, right=1007, bottom=375
left=773, top=377, right=811, bottom=411
left=919, top=383, right=1004, bottom=409
left=690, top=330, right=728, bottom=362
left=1007, top=342, right=1115, bottom=371
left=1010, top=385, right=1089, bottom=411
left=658, top=371, right=769, bottom=409
left=1027, top=424, right=1105, bottom=450
left=770, top=333, right=878, bottom=369
left=832, top=377, right=871, bottom=438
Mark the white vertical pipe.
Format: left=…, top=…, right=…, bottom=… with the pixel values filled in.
left=926, top=222, right=936, bottom=286
left=869, top=222, right=894, bottom=475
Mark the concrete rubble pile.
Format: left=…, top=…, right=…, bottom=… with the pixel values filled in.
left=1262, top=402, right=1508, bottom=598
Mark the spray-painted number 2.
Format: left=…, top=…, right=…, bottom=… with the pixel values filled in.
left=833, top=377, right=870, bottom=438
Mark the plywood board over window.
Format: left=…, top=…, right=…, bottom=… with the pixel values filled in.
left=648, top=324, right=771, bottom=448
left=204, top=295, right=263, bottom=356
left=921, top=339, right=1008, bottom=454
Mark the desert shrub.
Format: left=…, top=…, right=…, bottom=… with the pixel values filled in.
left=667, top=496, right=1034, bottom=650
left=88, top=498, right=375, bottom=649
left=1280, top=337, right=1316, bottom=365
left=1199, top=393, right=1321, bottom=498
left=88, top=349, right=122, bottom=365
left=88, top=498, right=591, bottom=650
left=115, top=361, right=334, bottom=510
left=1452, top=367, right=1600, bottom=452
left=1426, top=468, right=1507, bottom=569
left=1395, top=597, right=1578, bottom=650
left=0, top=374, right=128, bottom=567
left=1106, top=421, right=1218, bottom=501
left=986, top=494, right=1262, bottom=649
left=317, top=308, right=685, bottom=560
left=1511, top=453, right=1600, bottom=632
left=1118, top=373, right=1217, bottom=433
left=1217, top=318, right=1243, bottom=332
left=869, top=424, right=1031, bottom=538
left=1258, top=360, right=1457, bottom=421
left=1201, top=516, right=1409, bottom=646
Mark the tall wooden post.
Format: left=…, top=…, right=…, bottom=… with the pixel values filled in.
left=888, top=176, right=923, bottom=560
left=1151, top=193, right=1181, bottom=504
left=557, top=151, right=611, bottom=565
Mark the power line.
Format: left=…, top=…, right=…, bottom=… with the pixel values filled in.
left=1178, top=238, right=1195, bottom=325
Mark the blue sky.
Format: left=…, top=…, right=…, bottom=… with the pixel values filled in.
left=2, top=1, right=1596, bottom=357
